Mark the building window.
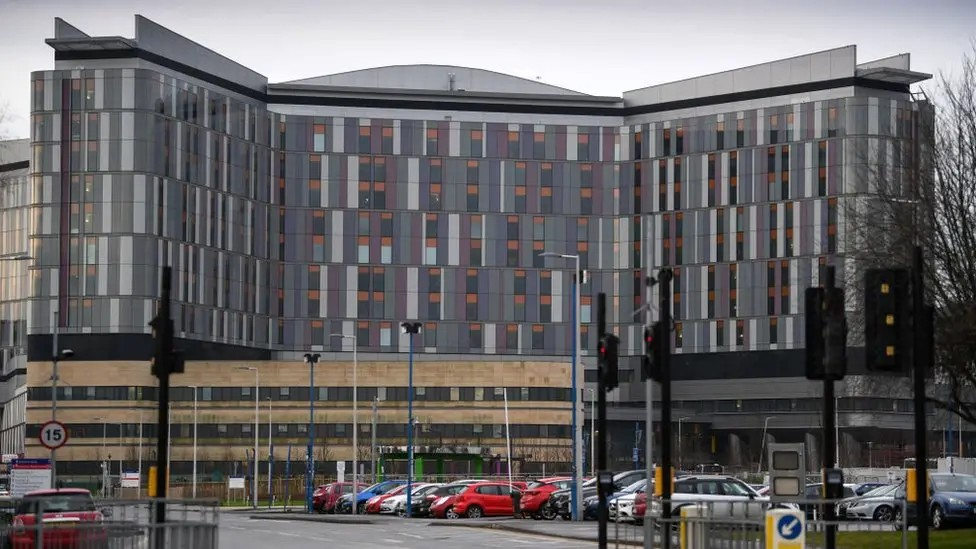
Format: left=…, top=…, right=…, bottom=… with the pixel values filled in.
left=673, top=158, right=682, bottom=209
left=769, top=204, right=778, bottom=259
left=533, top=132, right=545, bottom=159
left=736, top=118, right=745, bottom=148
left=818, top=141, right=827, bottom=196
left=729, top=264, right=738, bottom=317
left=313, top=124, right=326, bottom=152
left=736, top=320, right=745, bottom=347
left=827, top=198, right=838, bottom=253
left=716, top=320, right=725, bottom=347
left=578, top=132, right=589, bottom=161
left=507, top=131, right=519, bottom=157
left=426, top=127, right=439, bottom=155
left=469, top=324, right=482, bottom=351
left=424, top=323, right=437, bottom=347
left=781, top=260, right=790, bottom=315
left=729, top=151, right=738, bottom=205
left=672, top=268, right=682, bottom=320
left=716, top=121, right=725, bottom=150
left=769, top=318, right=779, bottom=345
left=716, top=208, right=726, bottom=261
left=359, top=126, right=371, bottom=153
left=674, top=322, right=683, bottom=348
left=532, top=324, right=544, bottom=350
left=381, top=127, right=393, bottom=154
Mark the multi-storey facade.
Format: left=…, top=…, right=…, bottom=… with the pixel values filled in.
left=11, top=15, right=954, bottom=480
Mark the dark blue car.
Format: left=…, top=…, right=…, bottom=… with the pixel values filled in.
left=928, top=473, right=976, bottom=529
left=335, top=480, right=406, bottom=514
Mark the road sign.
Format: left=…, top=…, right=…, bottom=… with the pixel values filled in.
left=765, top=508, right=806, bottom=549
left=38, top=420, right=68, bottom=450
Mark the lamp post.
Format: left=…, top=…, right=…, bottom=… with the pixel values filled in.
left=589, top=388, right=596, bottom=477
left=267, top=397, right=273, bottom=509
left=540, top=251, right=583, bottom=522
left=188, top=386, right=198, bottom=500
left=303, top=353, right=320, bottom=513
left=758, top=416, right=777, bottom=473
left=94, top=416, right=107, bottom=497
left=331, top=333, right=358, bottom=514
left=239, top=367, right=259, bottom=509
left=401, top=322, right=422, bottom=518
left=677, top=417, right=690, bottom=471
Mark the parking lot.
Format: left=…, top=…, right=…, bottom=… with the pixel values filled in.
left=220, top=513, right=599, bottom=549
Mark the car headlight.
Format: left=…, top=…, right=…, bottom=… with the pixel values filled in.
left=947, top=497, right=967, bottom=506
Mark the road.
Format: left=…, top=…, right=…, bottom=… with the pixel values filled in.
left=219, top=514, right=596, bottom=549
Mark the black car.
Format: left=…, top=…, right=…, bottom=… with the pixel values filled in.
left=548, top=470, right=647, bottom=520
left=403, top=484, right=448, bottom=517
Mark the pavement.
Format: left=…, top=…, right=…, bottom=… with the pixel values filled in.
left=220, top=512, right=601, bottom=549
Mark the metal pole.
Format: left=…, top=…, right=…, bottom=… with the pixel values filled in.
left=596, top=293, right=608, bottom=549
left=659, top=268, right=674, bottom=549
left=267, top=397, right=272, bottom=509
left=352, top=338, right=359, bottom=514
left=590, top=389, right=596, bottom=477
left=835, top=395, right=841, bottom=468
left=167, top=407, right=172, bottom=495
left=192, top=387, right=197, bottom=500
left=823, top=266, right=838, bottom=549
left=644, top=277, right=655, bottom=549
left=504, top=387, right=512, bottom=489
left=407, top=330, right=415, bottom=518
left=573, top=256, right=583, bottom=522
left=51, top=310, right=59, bottom=487
left=138, top=409, right=143, bottom=494
left=304, top=354, right=318, bottom=513
left=372, top=396, right=378, bottom=483
left=912, top=246, right=929, bottom=549
left=101, top=420, right=107, bottom=498
left=759, top=417, right=775, bottom=473
left=254, top=370, right=259, bottom=509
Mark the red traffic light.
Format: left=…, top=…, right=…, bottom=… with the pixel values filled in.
left=644, top=328, right=654, bottom=345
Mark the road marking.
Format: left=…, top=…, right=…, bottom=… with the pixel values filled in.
left=401, top=532, right=424, bottom=539
left=382, top=538, right=403, bottom=544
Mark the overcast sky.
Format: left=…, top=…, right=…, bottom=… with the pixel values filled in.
left=1, top=0, right=974, bottom=138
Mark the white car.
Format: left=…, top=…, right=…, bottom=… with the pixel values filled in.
left=651, top=475, right=794, bottom=519
left=383, top=484, right=440, bottom=515
left=611, top=492, right=641, bottom=522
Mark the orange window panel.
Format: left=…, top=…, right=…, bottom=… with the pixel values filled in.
left=708, top=179, right=715, bottom=189
left=382, top=127, right=393, bottom=137
left=635, top=132, right=642, bottom=144
left=541, top=187, right=552, bottom=197
left=827, top=225, right=837, bottom=235
left=427, top=128, right=438, bottom=139
left=540, top=271, right=551, bottom=279
left=374, top=182, right=385, bottom=191
left=430, top=183, right=441, bottom=194
left=467, top=160, right=479, bottom=168
left=507, top=241, right=519, bottom=250
left=467, top=184, right=478, bottom=194
left=359, top=181, right=370, bottom=191
left=430, top=158, right=441, bottom=167
left=663, top=240, right=671, bottom=249
left=381, top=237, right=392, bottom=246
left=731, top=176, right=738, bottom=186
left=359, top=127, right=370, bottom=136
left=309, top=180, right=321, bottom=190
left=313, top=210, right=325, bottom=218
left=312, top=320, right=324, bottom=328
left=507, top=324, right=518, bottom=334
left=313, top=235, right=324, bottom=244
left=542, top=162, right=552, bottom=170
left=313, top=124, right=326, bottom=133
left=581, top=163, right=592, bottom=172
left=515, top=295, right=526, bottom=304
left=736, top=233, right=744, bottom=242
left=309, top=265, right=320, bottom=273
left=781, top=287, right=790, bottom=296
left=470, top=324, right=481, bottom=332
left=357, top=236, right=369, bottom=246
left=357, top=320, right=369, bottom=330
left=674, top=294, right=682, bottom=303
left=768, top=288, right=776, bottom=297
left=430, top=293, right=441, bottom=302
left=532, top=325, right=544, bottom=333
left=708, top=291, right=715, bottom=301
left=471, top=130, right=483, bottom=140
left=279, top=178, right=286, bottom=189
left=577, top=242, right=589, bottom=252
left=581, top=188, right=593, bottom=198
left=786, top=228, right=794, bottom=239
left=730, top=290, right=738, bottom=299
left=515, top=161, right=526, bottom=170
left=515, top=187, right=526, bottom=196
left=372, top=291, right=384, bottom=301
left=579, top=134, right=589, bottom=144
left=360, top=157, right=370, bottom=166
left=534, top=133, right=545, bottom=142
left=471, top=240, right=482, bottom=249
left=717, top=234, right=725, bottom=244
left=541, top=296, right=552, bottom=306
left=357, top=291, right=368, bottom=300
left=508, top=131, right=518, bottom=141
left=308, top=290, right=320, bottom=299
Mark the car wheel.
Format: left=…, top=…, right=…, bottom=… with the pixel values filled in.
left=894, top=506, right=903, bottom=525
left=466, top=505, right=484, bottom=519
left=540, top=505, right=557, bottom=521
left=873, top=505, right=893, bottom=522
left=931, top=505, right=946, bottom=530
left=357, top=502, right=367, bottom=514
left=396, top=507, right=406, bottom=517
left=445, top=507, right=459, bottom=519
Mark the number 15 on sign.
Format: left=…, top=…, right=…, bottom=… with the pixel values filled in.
left=39, top=421, right=68, bottom=450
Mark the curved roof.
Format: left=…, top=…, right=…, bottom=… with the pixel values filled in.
left=280, top=64, right=589, bottom=96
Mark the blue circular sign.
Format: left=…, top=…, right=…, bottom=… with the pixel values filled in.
left=776, top=514, right=803, bottom=540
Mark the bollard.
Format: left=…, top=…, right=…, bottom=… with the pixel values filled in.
left=678, top=504, right=706, bottom=549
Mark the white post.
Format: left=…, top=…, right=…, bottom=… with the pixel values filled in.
left=352, top=338, right=359, bottom=514
left=504, top=388, right=513, bottom=490
left=192, top=387, right=198, bottom=500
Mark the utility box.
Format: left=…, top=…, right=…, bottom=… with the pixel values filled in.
left=768, top=443, right=806, bottom=504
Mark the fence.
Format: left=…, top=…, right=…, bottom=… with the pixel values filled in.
left=0, top=499, right=219, bottom=549
left=629, top=497, right=908, bottom=549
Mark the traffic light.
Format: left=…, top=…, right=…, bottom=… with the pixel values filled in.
left=822, top=286, right=847, bottom=380
left=149, top=314, right=172, bottom=377
left=598, top=333, right=620, bottom=391
left=864, top=268, right=910, bottom=373
left=641, top=323, right=663, bottom=382
left=804, top=287, right=825, bottom=380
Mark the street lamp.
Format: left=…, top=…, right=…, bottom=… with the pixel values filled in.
left=330, top=332, right=359, bottom=514
left=238, top=367, right=259, bottom=509
left=303, top=353, right=320, bottom=513
left=266, top=396, right=273, bottom=509
left=677, top=417, right=690, bottom=471
left=540, top=251, right=583, bottom=522
left=188, top=386, right=198, bottom=499
left=401, top=322, right=422, bottom=518
left=758, top=416, right=777, bottom=473
left=94, top=416, right=107, bottom=497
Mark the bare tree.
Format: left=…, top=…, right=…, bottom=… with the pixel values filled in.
left=843, top=46, right=976, bottom=427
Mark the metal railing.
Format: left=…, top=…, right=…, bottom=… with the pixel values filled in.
left=638, top=497, right=908, bottom=549
left=0, top=498, right=219, bottom=549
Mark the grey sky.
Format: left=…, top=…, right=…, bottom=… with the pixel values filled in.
left=1, top=0, right=974, bottom=138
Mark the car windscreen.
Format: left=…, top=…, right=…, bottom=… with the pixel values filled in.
left=932, top=475, right=976, bottom=493
left=862, top=484, right=897, bottom=498
left=16, top=494, right=95, bottom=515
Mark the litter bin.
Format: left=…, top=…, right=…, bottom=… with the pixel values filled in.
left=511, top=490, right=522, bottom=518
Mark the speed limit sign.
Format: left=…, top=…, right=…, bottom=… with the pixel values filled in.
left=39, top=420, right=68, bottom=450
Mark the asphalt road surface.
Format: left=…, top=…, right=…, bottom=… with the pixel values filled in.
left=219, top=514, right=595, bottom=549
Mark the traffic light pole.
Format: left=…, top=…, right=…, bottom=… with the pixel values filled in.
left=821, top=266, right=840, bottom=549
left=596, top=293, right=608, bottom=549
left=912, top=246, right=929, bottom=549
left=657, top=268, right=673, bottom=549
left=151, top=266, right=173, bottom=549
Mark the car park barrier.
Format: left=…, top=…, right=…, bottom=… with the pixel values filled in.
left=643, top=497, right=908, bottom=549
left=0, top=498, right=220, bottom=549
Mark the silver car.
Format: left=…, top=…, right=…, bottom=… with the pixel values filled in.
left=837, top=483, right=904, bottom=522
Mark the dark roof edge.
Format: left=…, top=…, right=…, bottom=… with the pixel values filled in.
left=0, top=161, right=30, bottom=174
left=268, top=82, right=622, bottom=104
left=53, top=48, right=911, bottom=117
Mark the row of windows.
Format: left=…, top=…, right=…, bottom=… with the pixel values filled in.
left=27, top=385, right=571, bottom=403
left=25, top=422, right=572, bottom=441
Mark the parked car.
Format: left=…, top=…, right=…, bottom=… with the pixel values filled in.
left=312, top=482, right=353, bottom=513
left=365, top=484, right=410, bottom=514
left=854, top=482, right=889, bottom=496
left=801, top=483, right=859, bottom=519
left=837, top=483, right=904, bottom=522
left=520, top=477, right=572, bottom=519
left=549, top=470, right=646, bottom=520
left=452, top=482, right=522, bottom=518
left=10, top=489, right=107, bottom=549
left=383, top=484, right=440, bottom=516
left=335, top=480, right=406, bottom=514
left=634, top=491, right=647, bottom=523
left=426, top=484, right=470, bottom=519
left=659, top=475, right=778, bottom=519
left=925, top=473, right=976, bottom=529
left=609, top=479, right=648, bottom=522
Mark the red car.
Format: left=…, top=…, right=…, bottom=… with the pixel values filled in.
left=10, top=488, right=107, bottom=549
left=634, top=491, right=647, bottom=524
left=520, top=477, right=572, bottom=518
left=453, top=482, right=522, bottom=519
left=364, top=484, right=409, bottom=514
left=312, top=482, right=353, bottom=513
